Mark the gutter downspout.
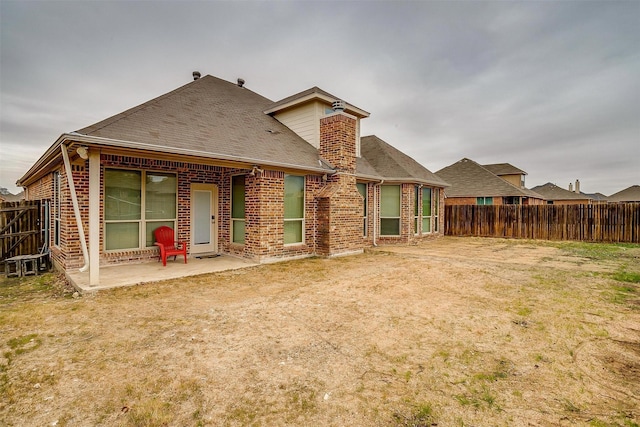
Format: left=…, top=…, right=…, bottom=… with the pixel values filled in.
left=373, top=180, right=384, bottom=247
left=61, top=144, right=90, bottom=272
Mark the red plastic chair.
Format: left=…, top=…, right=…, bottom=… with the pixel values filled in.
left=154, top=226, right=187, bottom=266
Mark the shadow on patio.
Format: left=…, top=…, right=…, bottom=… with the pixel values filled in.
left=66, top=254, right=258, bottom=293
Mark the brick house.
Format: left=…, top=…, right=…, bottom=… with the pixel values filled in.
left=530, top=181, right=593, bottom=205
left=17, top=74, right=448, bottom=286
left=607, top=185, right=640, bottom=203
left=436, top=158, right=544, bottom=205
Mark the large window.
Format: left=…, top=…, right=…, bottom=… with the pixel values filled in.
left=414, top=186, right=420, bottom=235
left=231, top=175, right=245, bottom=244
left=477, top=197, right=493, bottom=205
left=503, top=196, right=520, bottom=205
left=104, top=169, right=177, bottom=251
left=284, top=175, right=304, bottom=245
left=422, top=187, right=432, bottom=234
left=357, top=183, right=367, bottom=237
left=53, top=171, right=61, bottom=247
left=433, top=189, right=440, bottom=233
left=380, top=185, right=401, bottom=236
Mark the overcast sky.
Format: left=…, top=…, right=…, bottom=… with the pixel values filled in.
left=1, top=0, right=638, bottom=196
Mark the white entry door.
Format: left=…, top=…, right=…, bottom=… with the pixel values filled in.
left=191, top=184, right=218, bottom=254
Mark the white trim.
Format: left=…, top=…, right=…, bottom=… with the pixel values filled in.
left=17, top=133, right=334, bottom=188
left=88, top=149, right=101, bottom=286
left=61, top=144, right=89, bottom=272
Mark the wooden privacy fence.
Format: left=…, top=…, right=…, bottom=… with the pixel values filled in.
left=445, top=203, right=640, bottom=243
left=1, top=200, right=46, bottom=262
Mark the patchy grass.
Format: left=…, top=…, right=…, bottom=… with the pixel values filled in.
left=1, top=238, right=639, bottom=426
left=554, top=241, right=640, bottom=261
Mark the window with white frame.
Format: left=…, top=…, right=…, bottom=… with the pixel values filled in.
left=231, top=175, right=245, bottom=244
left=422, top=187, right=432, bottom=234
left=104, top=169, right=177, bottom=251
left=284, top=174, right=304, bottom=245
left=433, top=188, right=440, bottom=233
left=380, top=185, right=401, bottom=236
left=414, top=186, right=420, bottom=235
left=53, top=171, right=61, bottom=247
left=476, top=197, right=493, bottom=205
left=357, top=183, right=367, bottom=237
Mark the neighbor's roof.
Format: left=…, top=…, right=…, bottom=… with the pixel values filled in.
left=608, top=185, right=640, bottom=202
left=436, top=158, right=543, bottom=198
left=264, top=86, right=370, bottom=118
left=0, top=191, right=24, bottom=202
left=530, top=183, right=592, bottom=201
left=482, top=163, right=527, bottom=176
left=359, top=135, right=449, bottom=187
left=583, top=192, right=609, bottom=202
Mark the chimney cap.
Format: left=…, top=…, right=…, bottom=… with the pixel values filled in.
left=237, top=78, right=245, bottom=87
left=193, top=71, right=201, bottom=80
left=332, top=99, right=345, bottom=112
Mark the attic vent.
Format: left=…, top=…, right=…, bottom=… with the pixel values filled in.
left=193, top=71, right=201, bottom=80
left=237, top=78, right=245, bottom=87
left=332, top=100, right=345, bottom=112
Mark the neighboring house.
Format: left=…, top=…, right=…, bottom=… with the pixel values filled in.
left=482, top=163, right=527, bottom=189
left=530, top=181, right=593, bottom=205
left=435, top=158, right=545, bottom=205
left=608, top=185, right=640, bottom=203
left=17, top=73, right=448, bottom=286
left=0, top=190, right=25, bottom=202
left=583, top=192, right=608, bottom=204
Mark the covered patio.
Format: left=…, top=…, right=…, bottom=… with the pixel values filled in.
left=66, top=254, right=258, bottom=293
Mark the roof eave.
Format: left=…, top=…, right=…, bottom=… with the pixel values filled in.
left=372, top=176, right=450, bottom=188
left=264, top=92, right=370, bottom=118
left=17, top=133, right=335, bottom=187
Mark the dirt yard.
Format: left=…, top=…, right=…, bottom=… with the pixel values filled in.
left=1, top=237, right=639, bottom=426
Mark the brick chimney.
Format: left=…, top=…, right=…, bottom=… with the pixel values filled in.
left=319, top=109, right=357, bottom=174
left=316, top=108, right=363, bottom=256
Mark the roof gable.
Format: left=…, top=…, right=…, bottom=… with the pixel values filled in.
left=482, top=163, right=527, bottom=176
left=264, top=86, right=370, bottom=118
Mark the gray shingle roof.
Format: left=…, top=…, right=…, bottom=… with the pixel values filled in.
left=530, top=183, right=591, bottom=201
left=608, top=185, right=640, bottom=202
left=76, top=75, right=329, bottom=171
left=482, top=163, right=527, bottom=176
left=436, top=158, right=543, bottom=198
left=359, top=135, right=449, bottom=187
left=20, top=75, right=446, bottom=187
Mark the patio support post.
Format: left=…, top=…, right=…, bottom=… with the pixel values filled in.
left=89, top=148, right=100, bottom=286
left=61, top=144, right=90, bottom=272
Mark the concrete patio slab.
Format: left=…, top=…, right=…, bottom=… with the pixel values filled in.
left=66, top=254, right=258, bottom=293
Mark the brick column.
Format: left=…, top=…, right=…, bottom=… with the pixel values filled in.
left=245, top=169, right=285, bottom=259
left=316, top=113, right=364, bottom=256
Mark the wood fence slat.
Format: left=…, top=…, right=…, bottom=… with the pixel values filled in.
left=445, top=203, right=640, bottom=243
left=1, top=200, right=44, bottom=262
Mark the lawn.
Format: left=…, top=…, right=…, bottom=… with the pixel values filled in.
left=1, top=237, right=639, bottom=426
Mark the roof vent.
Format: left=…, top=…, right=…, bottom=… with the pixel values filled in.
left=332, top=100, right=345, bottom=112
left=193, top=71, right=201, bottom=80
left=237, top=78, right=245, bottom=87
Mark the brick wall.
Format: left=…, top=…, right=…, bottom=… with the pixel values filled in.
left=24, top=133, right=445, bottom=271
left=316, top=113, right=364, bottom=256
